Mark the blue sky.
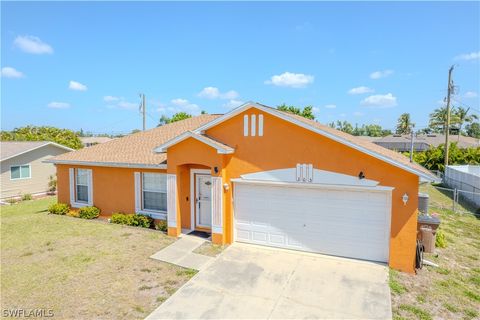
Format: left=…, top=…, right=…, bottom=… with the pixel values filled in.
left=2, top=1, right=479, bottom=134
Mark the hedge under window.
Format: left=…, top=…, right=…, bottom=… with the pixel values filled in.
left=142, top=173, right=167, bottom=212
left=11, top=165, right=31, bottom=180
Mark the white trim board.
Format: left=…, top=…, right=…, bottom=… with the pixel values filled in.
left=190, top=169, right=211, bottom=231
left=194, top=101, right=437, bottom=182
left=154, top=131, right=234, bottom=154
left=2, top=142, right=74, bottom=162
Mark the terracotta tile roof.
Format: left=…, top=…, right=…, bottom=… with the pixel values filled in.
left=51, top=114, right=221, bottom=167
left=273, top=108, right=435, bottom=178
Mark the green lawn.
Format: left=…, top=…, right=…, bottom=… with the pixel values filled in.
left=391, top=184, right=480, bottom=320
left=1, top=197, right=195, bottom=319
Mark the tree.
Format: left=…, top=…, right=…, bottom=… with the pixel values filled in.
left=333, top=120, right=354, bottom=134
left=410, top=142, right=480, bottom=172
left=465, top=122, right=480, bottom=138
left=364, top=124, right=385, bottom=137
left=396, top=113, right=415, bottom=134
left=277, top=104, right=315, bottom=120
left=0, top=126, right=82, bottom=149
left=429, top=106, right=460, bottom=134
left=454, top=107, right=478, bottom=139
left=157, top=112, right=192, bottom=127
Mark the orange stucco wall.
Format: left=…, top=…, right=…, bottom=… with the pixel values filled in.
left=56, top=106, right=420, bottom=273
left=56, top=164, right=166, bottom=216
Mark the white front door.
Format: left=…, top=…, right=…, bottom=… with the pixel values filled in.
left=195, top=174, right=212, bottom=228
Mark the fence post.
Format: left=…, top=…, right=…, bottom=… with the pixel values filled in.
left=453, top=188, right=457, bottom=213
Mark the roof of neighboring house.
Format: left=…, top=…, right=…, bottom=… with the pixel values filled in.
left=374, top=134, right=480, bottom=149
left=0, top=141, right=73, bottom=162
left=49, top=114, right=221, bottom=168
left=79, top=136, right=113, bottom=145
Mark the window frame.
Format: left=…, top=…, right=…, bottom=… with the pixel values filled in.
left=75, top=168, right=90, bottom=204
left=10, top=164, right=31, bottom=180
left=140, top=173, right=167, bottom=214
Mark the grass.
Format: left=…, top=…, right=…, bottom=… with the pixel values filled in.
left=0, top=197, right=196, bottom=319
left=391, top=184, right=480, bottom=320
left=193, top=242, right=226, bottom=257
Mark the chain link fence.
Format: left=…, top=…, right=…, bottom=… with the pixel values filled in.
left=421, top=183, right=479, bottom=216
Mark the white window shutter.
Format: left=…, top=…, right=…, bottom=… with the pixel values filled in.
left=87, top=169, right=93, bottom=206
left=258, top=114, right=264, bottom=136
left=69, top=168, right=75, bottom=204
left=134, top=172, right=141, bottom=213
left=243, top=115, right=249, bottom=136
left=251, top=114, right=256, bottom=136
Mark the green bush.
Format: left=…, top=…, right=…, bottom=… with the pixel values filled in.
left=155, top=220, right=168, bottom=232
left=48, top=203, right=70, bottom=215
left=78, top=206, right=100, bottom=219
left=21, top=193, right=33, bottom=201
left=436, top=229, right=447, bottom=248
left=110, top=213, right=152, bottom=228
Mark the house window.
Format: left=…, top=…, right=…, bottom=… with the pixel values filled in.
left=11, top=165, right=31, bottom=180
left=75, top=169, right=90, bottom=203
left=142, top=173, right=167, bottom=212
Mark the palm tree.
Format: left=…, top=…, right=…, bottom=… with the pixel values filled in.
left=396, top=113, right=414, bottom=134
left=454, top=107, right=478, bottom=140
left=429, top=106, right=460, bottom=134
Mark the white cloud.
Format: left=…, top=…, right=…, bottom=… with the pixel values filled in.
left=265, top=72, right=314, bottom=88
left=324, top=104, right=337, bottom=109
left=48, top=101, right=70, bottom=109
left=103, top=96, right=120, bottom=102
left=223, top=99, right=244, bottom=109
left=170, top=98, right=200, bottom=114
left=14, top=35, right=53, bottom=54
left=1, top=67, right=24, bottom=78
left=69, top=80, right=87, bottom=91
left=348, top=86, right=374, bottom=95
left=198, top=87, right=239, bottom=99
left=369, top=70, right=393, bottom=79
left=361, top=93, right=398, bottom=108
left=117, top=101, right=138, bottom=110
left=454, top=51, right=480, bottom=61
left=464, top=91, right=478, bottom=98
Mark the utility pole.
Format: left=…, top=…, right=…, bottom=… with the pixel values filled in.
left=139, top=93, right=146, bottom=131
left=409, top=129, right=415, bottom=163
left=444, top=65, right=454, bottom=168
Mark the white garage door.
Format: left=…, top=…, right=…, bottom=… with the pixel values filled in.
left=234, top=183, right=391, bottom=262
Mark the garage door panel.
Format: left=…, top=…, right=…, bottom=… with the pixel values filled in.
left=234, top=183, right=391, bottom=262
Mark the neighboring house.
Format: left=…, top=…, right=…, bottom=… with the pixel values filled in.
left=48, top=102, right=438, bottom=273
left=1, top=141, right=73, bottom=199
left=80, top=136, right=113, bottom=147
left=370, top=134, right=479, bottom=152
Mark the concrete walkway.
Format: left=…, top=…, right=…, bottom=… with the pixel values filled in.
left=150, top=234, right=214, bottom=270
left=147, top=243, right=391, bottom=319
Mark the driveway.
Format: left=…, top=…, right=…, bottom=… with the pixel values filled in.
left=146, top=243, right=392, bottom=319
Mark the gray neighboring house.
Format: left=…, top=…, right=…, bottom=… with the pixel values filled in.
left=0, top=141, right=73, bottom=199
left=367, top=134, right=479, bottom=152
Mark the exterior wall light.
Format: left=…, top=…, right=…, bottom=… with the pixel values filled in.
left=223, top=183, right=229, bottom=191
left=402, top=193, right=409, bottom=205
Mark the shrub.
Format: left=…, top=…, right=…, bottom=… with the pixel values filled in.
left=48, top=175, right=57, bottom=192
left=67, top=210, right=80, bottom=218
left=436, top=229, right=447, bottom=248
left=48, top=203, right=70, bottom=215
left=155, top=220, right=168, bottom=232
left=78, top=206, right=100, bottom=219
left=21, top=193, right=33, bottom=201
left=111, top=213, right=152, bottom=228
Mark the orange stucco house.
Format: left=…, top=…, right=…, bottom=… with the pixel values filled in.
left=49, top=102, right=437, bottom=273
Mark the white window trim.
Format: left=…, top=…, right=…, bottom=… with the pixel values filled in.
left=251, top=114, right=256, bottom=136
left=70, top=168, right=93, bottom=208
left=10, top=164, right=31, bottom=180
left=134, top=172, right=168, bottom=219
